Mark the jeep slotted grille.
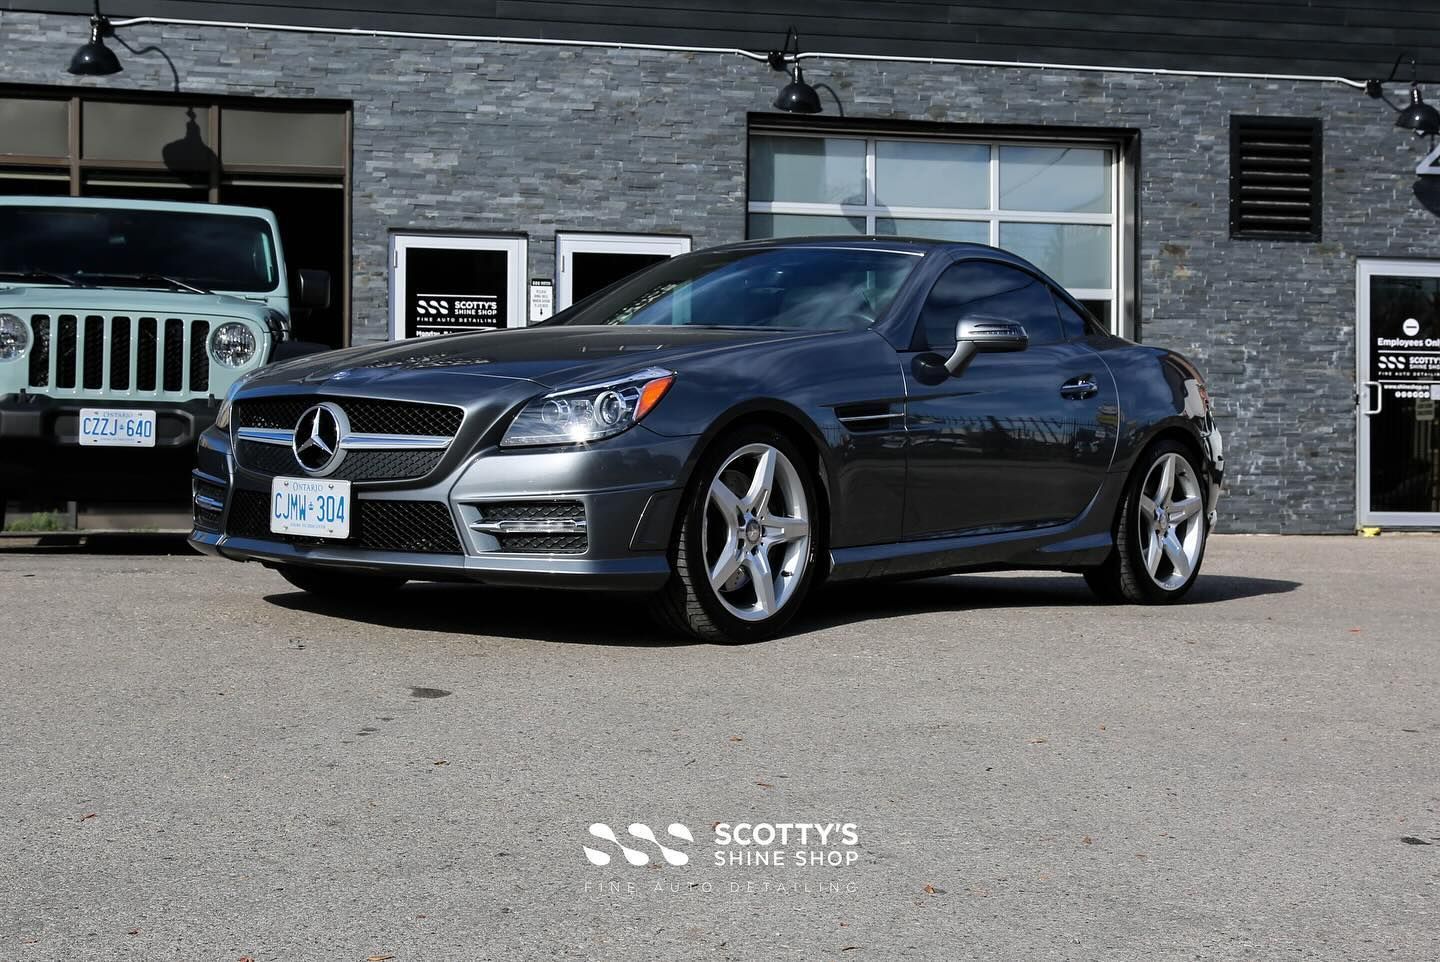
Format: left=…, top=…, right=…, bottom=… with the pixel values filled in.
left=26, top=314, right=215, bottom=396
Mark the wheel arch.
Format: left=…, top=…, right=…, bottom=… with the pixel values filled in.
left=671, top=400, right=836, bottom=550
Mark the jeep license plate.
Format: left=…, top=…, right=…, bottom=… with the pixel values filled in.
left=78, top=408, right=156, bottom=447
left=270, top=477, right=351, bottom=539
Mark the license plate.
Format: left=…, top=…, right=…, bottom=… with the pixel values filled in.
left=78, top=408, right=156, bottom=447
left=270, top=476, right=351, bottom=539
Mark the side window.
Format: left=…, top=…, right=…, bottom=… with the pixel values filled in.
left=1051, top=291, right=1091, bottom=340
left=917, top=261, right=1063, bottom=349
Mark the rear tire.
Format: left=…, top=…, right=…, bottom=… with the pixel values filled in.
left=650, top=426, right=820, bottom=643
left=1085, top=440, right=1208, bottom=604
left=275, top=564, right=407, bottom=598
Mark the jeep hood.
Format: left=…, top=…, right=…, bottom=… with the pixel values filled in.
left=0, top=285, right=275, bottom=321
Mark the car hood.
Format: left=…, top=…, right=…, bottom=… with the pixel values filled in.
left=245, top=325, right=830, bottom=392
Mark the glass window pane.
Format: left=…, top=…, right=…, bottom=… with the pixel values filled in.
left=221, top=109, right=346, bottom=168
left=0, top=98, right=69, bottom=157
left=919, top=261, right=1063, bottom=348
left=876, top=218, right=988, bottom=244
left=748, top=135, right=866, bottom=205
left=999, top=223, right=1111, bottom=290
left=748, top=213, right=867, bottom=238
left=1078, top=300, right=1112, bottom=333
left=999, top=146, right=1111, bottom=213
left=83, top=102, right=212, bottom=169
left=875, top=141, right=988, bottom=209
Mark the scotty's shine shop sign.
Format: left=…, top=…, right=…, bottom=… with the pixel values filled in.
left=409, top=293, right=503, bottom=337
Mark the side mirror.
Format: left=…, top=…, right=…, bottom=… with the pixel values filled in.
left=295, top=269, right=332, bottom=311
left=944, top=316, right=1028, bottom=375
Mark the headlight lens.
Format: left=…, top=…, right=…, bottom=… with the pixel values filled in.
left=210, top=322, right=258, bottom=368
left=501, top=368, right=675, bottom=447
left=0, top=313, right=29, bottom=362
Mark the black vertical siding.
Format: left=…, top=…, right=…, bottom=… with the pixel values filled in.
left=6, top=0, right=1437, bottom=81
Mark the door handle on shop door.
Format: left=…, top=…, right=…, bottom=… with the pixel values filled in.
left=1060, top=375, right=1098, bottom=400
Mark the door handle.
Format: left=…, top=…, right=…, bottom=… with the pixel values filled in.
left=1361, top=380, right=1383, bottom=416
left=1060, top=375, right=1098, bottom=400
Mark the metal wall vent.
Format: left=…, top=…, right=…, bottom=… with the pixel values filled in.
left=1229, top=116, right=1323, bottom=241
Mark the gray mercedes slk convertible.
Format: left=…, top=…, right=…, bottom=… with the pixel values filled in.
left=189, top=238, right=1224, bottom=643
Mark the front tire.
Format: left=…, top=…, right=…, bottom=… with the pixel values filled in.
left=1085, top=440, right=1208, bottom=604
left=650, top=427, right=820, bottom=643
left=275, top=564, right=407, bottom=598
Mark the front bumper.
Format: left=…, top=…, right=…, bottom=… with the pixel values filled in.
left=188, top=423, right=696, bottom=592
left=1, top=393, right=217, bottom=501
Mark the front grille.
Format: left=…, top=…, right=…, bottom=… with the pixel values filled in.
left=235, top=440, right=445, bottom=483
left=25, top=314, right=215, bottom=397
left=233, top=397, right=463, bottom=483
left=225, top=489, right=463, bottom=555
left=192, top=479, right=226, bottom=532
left=234, top=397, right=463, bottom=437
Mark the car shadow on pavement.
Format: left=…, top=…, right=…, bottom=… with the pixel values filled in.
left=800, top=571, right=1302, bottom=632
left=264, top=570, right=1300, bottom=646
left=264, top=583, right=703, bottom=647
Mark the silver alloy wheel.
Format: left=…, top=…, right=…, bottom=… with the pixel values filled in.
left=1137, top=451, right=1206, bottom=590
left=702, top=443, right=812, bottom=622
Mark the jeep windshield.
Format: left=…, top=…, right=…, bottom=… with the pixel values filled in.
left=0, top=206, right=279, bottom=293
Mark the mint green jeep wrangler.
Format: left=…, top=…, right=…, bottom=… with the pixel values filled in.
left=0, top=197, right=330, bottom=525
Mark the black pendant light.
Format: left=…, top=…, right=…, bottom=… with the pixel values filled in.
left=1395, top=83, right=1440, bottom=137
left=769, top=27, right=822, bottom=114
left=1366, top=54, right=1439, bottom=139
left=68, top=0, right=122, bottom=76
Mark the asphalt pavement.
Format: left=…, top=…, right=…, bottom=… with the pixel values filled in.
left=0, top=533, right=1436, bottom=961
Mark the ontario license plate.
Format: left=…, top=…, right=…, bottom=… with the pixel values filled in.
left=78, top=408, right=156, bottom=447
left=270, top=476, right=351, bottom=539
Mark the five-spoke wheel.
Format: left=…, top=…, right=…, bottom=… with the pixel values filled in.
left=652, top=427, right=819, bottom=642
left=1085, top=440, right=1209, bottom=604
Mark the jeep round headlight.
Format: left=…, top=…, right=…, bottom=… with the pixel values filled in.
left=0, top=313, right=29, bottom=362
left=210, top=322, right=257, bottom=368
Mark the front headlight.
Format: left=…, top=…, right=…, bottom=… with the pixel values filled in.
left=0, top=313, right=29, bottom=362
left=210, top=322, right=258, bottom=368
left=501, top=368, right=675, bottom=447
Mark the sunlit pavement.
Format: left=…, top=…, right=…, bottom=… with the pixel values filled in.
left=1, top=533, right=1437, bottom=961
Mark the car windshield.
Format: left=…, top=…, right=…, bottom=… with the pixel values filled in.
left=0, top=206, right=279, bottom=293
left=550, top=246, right=920, bottom=330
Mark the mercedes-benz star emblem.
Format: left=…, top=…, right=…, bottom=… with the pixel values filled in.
left=292, top=402, right=348, bottom=475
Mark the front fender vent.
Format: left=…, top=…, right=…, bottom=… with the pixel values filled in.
left=836, top=403, right=903, bottom=432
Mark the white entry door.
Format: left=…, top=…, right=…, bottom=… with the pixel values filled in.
left=1357, top=259, right=1440, bottom=528
left=390, top=234, right=528, bottom=339
left=555, top=233, right=691, bottom=310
